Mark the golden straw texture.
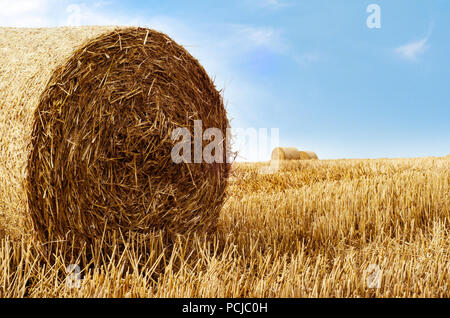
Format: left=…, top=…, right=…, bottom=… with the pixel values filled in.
left=0, top=27, right=230, bottom=248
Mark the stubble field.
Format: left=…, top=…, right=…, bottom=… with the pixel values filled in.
left=0, top=156, right=449, bottom=297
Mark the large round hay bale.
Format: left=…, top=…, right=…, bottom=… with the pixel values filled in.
left=0, top=27, right=230, bottom=246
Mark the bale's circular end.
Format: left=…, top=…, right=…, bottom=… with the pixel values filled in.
left=27, top=27, right=230, bottom=245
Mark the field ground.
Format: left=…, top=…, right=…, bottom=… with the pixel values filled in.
left=0, top=157, right=449, bottom=297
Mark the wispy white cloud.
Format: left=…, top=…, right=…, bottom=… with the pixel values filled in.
left=395, top=37, right=429, bottom=61
left=395, top=25, right=433, bottom=62
left=294, top=52, right=322, bottom=67
left=65, top=2, right=140, bottom=26
left=0, top=0, right=47, bottom=16
left=0, top=1, right=137, bottom=27
left=0, top=0, right=53, bottom=27
left=223, top=25, right=287, bottom=55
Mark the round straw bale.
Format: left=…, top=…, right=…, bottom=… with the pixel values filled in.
left=300, top=151, right=319, bottom=160
left=271, top=147, right=313, bottom=161
left=271, top=147, right=306, bottom=161
left=0, top=27, right=230, bottom=246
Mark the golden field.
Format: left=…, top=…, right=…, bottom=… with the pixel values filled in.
left=0, top=156, right=449, bottom=297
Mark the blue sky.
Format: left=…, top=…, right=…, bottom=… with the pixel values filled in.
left=1, top=0, right=449, bottom=160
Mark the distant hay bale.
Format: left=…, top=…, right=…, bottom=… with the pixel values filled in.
left=300, top=151, right=319, bottom=160
left=0, top=27, right=230, bottom=247
left=271, top=147, right=307, bottom=161
left=271, top=147, right=318, bottom=161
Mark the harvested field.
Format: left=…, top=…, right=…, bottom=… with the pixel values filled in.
left=0, top=157, right=448, bottom=297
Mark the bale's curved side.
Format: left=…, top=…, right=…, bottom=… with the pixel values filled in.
left=0, top=27, right=230, bottom=246
left=271, top=147, right=304, bottom=161
left=1, top=27, right=116, bottom=239
left=271, top=147, right=315, bottom=161
left=301, top=151, right=319, bottom=160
